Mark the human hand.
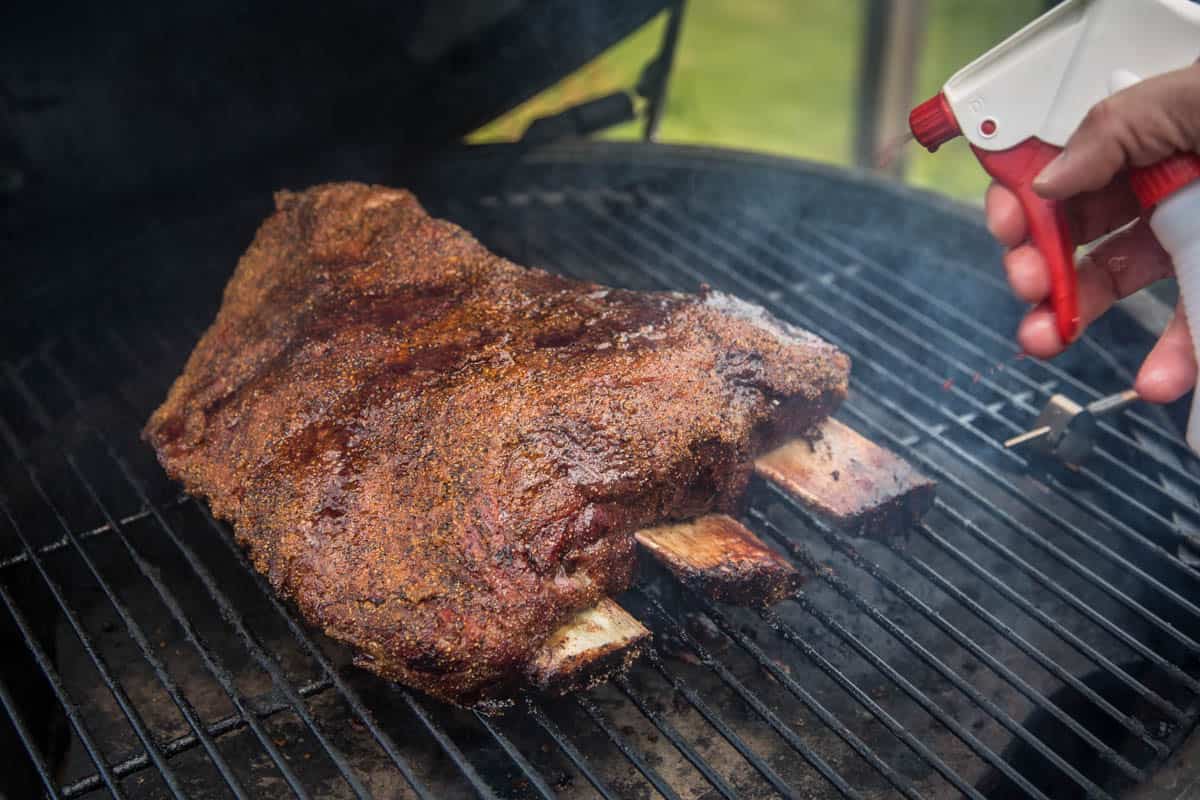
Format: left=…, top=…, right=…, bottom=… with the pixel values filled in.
left=984, top=62, right=1200, bottom=404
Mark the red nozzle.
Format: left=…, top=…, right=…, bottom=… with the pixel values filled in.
left=1129, top=153, right=1200, bottom=209
left=909, top=92, right=960, bottom=153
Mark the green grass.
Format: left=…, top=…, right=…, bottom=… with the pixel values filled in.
left=470, top=1, right=1046, bottom=202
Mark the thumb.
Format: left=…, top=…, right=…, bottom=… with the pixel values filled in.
left=1135, top=299, right=1198, bottom=405
left=1033, top=62, right=1200, bottom=199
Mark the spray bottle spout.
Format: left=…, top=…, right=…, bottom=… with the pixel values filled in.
left=909, top=93, right=960, bottom=153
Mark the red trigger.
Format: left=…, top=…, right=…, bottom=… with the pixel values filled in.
left=972, top=140, right=1081, bottom=346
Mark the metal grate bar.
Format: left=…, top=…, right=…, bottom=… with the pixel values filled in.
left=734, top=205, right=1200, bottom=506
left=784, top=251, right=1200, bottom=578
left=472, top=713, right=558, bottom=800
left=67, top=321, right=464, bottom=799
left=842, top=398, right=1200, bottom=695
left=699, top=600, right=931, bottom=799
left=397, top=690, right=500, bottom=800
left=781, top=212, right=1170, bottom=435
left=804, top=263, right=1196, bottom=536
left=890, top=530, right=1172, bottom=750
left=13, top=354, right=366, bottom=799
left=645, top=196, right=1200, bottom=583
left=640, top=652, right=796, bottom=798
left=913, top=519, right=1185, bottom=722
left=751, top=513, right=1113, bottom=799
left=572, top=196, right=1200, bottom=653
left=826, top=302, right=1200, bottom=630
left=762, top=488, right=1148, bottom=784
left=575, top=695, right=683, bottom=800
left=44, top=452, right=311, bottom=797
left=112, top=451, right=373, bottom=799
left=789, top=582, right=1053, bottom=800
left=3, top=361, right=55, bottom=431
left=60, top=679, right=333, bottom=798
left=773, top=214, right=1200, bottom=576
left=795, top=216, right=1200, bottom=467
left=0, top=671, right=63, bottom=798
left=0, top=552, right=126, bottom=797
left=54, top=455, right=252, bottom=797
left=527, top=703, right=622, bottom=800
left=752, top=602, right=989, bottom=800
left=844, top=392, right=1200, bottom=691
left=0, top=496, right=189, bottom=572
left=614, top=675, right=739, bottom=800
left=0, top=484, right=191, bottom=797
left=691, top=600, right=929, bottom=799
left=628, top=589, right=858, bottom=800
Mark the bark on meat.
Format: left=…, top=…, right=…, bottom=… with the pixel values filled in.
left=143, top=182, right=850, bottom=703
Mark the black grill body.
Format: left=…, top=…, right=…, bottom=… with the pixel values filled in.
left=1, top=142, right=1198, bottom=799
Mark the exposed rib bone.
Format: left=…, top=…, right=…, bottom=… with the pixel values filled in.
left=636, top=514, right=802, bottom=606
left=527, top=598, right=649, bottom=694
left=755, top=418, right=935, bottom=538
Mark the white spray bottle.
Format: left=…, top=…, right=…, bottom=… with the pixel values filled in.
left=908, top=0, right=1200, bottom=449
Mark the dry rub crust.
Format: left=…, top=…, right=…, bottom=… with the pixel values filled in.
left=143, top=183, right=850, bottom=704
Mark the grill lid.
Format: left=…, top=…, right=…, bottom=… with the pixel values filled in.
left=0, top=0, right=666, bottom=223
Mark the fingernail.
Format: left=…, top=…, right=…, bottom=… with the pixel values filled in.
left=1033, top=152, right=1068, bottom=191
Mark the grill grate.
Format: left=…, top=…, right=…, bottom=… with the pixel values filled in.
left=2, top=146, right=1199, bottom=798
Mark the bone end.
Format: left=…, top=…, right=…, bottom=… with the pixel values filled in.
left=636, top=514, right=803, bottom=606
left=755, top=418, right=935, bottom=539
left=527, top=598, right=649, bottom=695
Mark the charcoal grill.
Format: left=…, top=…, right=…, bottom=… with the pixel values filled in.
left=1, top=139, right=1198, bottom=799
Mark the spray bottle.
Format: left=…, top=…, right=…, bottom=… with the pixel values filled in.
left=908, top=0, right=1200, bottom=449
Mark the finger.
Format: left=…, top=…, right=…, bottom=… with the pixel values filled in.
left=1136, top=300, right=1198, bottom=404
left=993, top=183, right=1137, bottom=305
left=1017, top=304, right=1063, bottom=359
left=1034, top=63, right=1200, bottom=198
left=1017, top=219, right=1173, bottom=357
left=1004, top=244, right=1051, bottom=303
left=985, top=177, right=1138, bottom=248
left=1078, top=217, right=1173, bottom=302
left=1062, top=179, right=1141, bottom=245
left=985, top=182, right=1026, bottom=247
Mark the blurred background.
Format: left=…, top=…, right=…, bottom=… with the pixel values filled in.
left=0, top=0, right=1085, bottom=348
left=469, top=1, right=1047, bottom=202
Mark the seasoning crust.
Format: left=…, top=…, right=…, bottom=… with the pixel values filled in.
left=144, top=183, right=849, bottom=703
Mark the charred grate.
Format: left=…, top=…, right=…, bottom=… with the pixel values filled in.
left=1, top=148, right=1199, bottom=799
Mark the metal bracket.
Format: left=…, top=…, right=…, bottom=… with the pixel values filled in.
left=638, top=0, right=685, bottom=142
left=520, top=0, right=685, bottom=145
left=1005, top=390, right=1140, bottom=464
